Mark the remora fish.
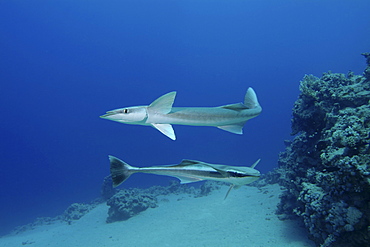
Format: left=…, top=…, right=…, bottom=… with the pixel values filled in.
left=109, top=155, right=261, bottom=199
left=100, top=87, right=262, bottom=140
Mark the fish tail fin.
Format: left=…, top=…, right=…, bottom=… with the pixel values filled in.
left=108, top=155, right=134, bottom=187
left=244, top=87, right=260, bottom=109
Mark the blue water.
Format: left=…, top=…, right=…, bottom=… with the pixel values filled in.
left=0, top=0, right=369, bottom=236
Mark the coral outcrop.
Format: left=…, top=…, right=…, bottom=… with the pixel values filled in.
left=101, top=175, right=116, bottom=200
left=276, top=54, right=370, bottom=246
left=106, top=189, right=158, bottom=223
left=10, top=179, right=223, bottom=234
left=105, top=180, right=222, bottom=223
left=62, top=203, right=95, bottom=224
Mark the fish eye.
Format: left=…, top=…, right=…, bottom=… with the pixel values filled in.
left=119, top=109, right=129, bottom=114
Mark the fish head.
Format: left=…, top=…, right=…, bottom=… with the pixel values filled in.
left=100, top=106, right=148, bottom=124
left=227, top=166, right=261, bottom=185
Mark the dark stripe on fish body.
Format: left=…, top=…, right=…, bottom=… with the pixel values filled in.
left=141, top=168, right=225, bottom=178
left=227, top=171, right=255, bottom=178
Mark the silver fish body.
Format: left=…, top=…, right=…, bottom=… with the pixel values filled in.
left=101, top=87, right=262, bottom=140
left=109, top=156, right=261, bottom=199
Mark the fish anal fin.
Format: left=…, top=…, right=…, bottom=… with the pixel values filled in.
left=149, top=91, right=176, bottom=114
left=217, top=122, right=246, bottom=134
left=176, top=176, right=204, bottom=184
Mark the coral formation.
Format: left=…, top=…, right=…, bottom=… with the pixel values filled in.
left=106, top=189, right=158, bottom=223
left=11, top=217, right=58, bottom=235
left=198, top=181, right=222, bottom=197
left=10, top=179, right=223, bottom=234
left=105, top=180, right=222, bottom=223
left=62, top=203, right=95, bottom=224
left=276, top=54, right=370, bottom=246
left=11, top=202, right=99, bottom=234
left=101, top=175, right=116, bottom=200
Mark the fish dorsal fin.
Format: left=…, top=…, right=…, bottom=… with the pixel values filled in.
left=250, top=159, right=261, bottom=168
left=165, top=159, right=210, bottom=184
left=176, top=159, right=226, bottom=174
left=178, top=160, right=229, bottom=177
left=220, top=103, right=248, bottom=111
left=178, top=159, right=222, bottom=169
left=217, top=121, right=246, bottom=134
left=244, top=87, right=259, bottom=109
left=174, top=159, right=216, bottom=169
left=178, top=159, right=202, bottom=166
left=151, top=123, right=176, bottom=140
left=149, top=91, right=176, bottom=114
left=178, top=159, right=217, bottom=168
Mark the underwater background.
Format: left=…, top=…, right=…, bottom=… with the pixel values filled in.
left=0, top=0, right=369, bottom=236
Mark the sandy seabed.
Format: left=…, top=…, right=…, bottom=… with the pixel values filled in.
left=0, top=184, right=315, bottom=247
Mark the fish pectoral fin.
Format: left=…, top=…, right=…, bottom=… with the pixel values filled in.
left=224, top=184, right=235, bottom=200
left=217, top=122, right=246, bottom=134
left=224, top=184, right=242, bottom=200
left=151, top=123, right=176, bottom=140
left=149, top=91, right=176, bottom=114
left=175, top=176, right=204, bottom=184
